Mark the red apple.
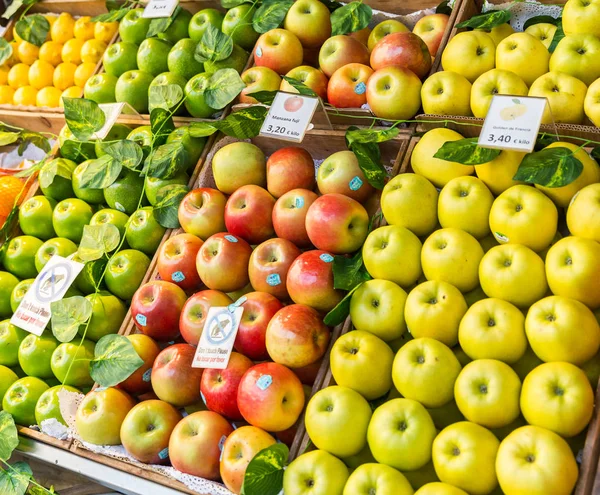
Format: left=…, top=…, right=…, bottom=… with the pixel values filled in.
left=178, top=188, right=227, bottom=241
left=248, top=238, right=302, bottom=300
left=366, top=65, right=423, bottom=120
left=254, top=28, right=304, bottom=75
left=119, top=334, right=161, bottom=395
left=179, top=290, right=233, bottom=346
left=151, top=344, right=203, bottom=407
left=293, top=357, right=322, bottom=385
left=196, top=233, right=253, bottom=292
left=266, top=304, right=330, bottom=368
left=224, top=185, right=276, bottom=245
left=327, top=63, right=374, bottom=108
left=131, top=281, right=188, bottom=341
left=280, top=65, right=328, bottom=101
left=157, top=233, right=203, bottom=290
left=169, top=411, right=234, bottom=480
left=239, top=66, right=282, bottom=104
left=305, top=193, right=370, bottom=254
left=413, top=13, right=450, bottom=57
left=272, top=189, right=318, bottom=248
left=200, top=352, right=253, bottom=420
left=316, top=150, right=375, bottom=203
left=286, top=249, right=344, bottom=313
left=234, top=291, right=284, bottom=361
left=370, top=31, right=432, bottom=79
left=318, top=35, right=370, bottom=78
left=237, top=362, right=305, bottom=432
left=266, top=147, right=316, bottom=199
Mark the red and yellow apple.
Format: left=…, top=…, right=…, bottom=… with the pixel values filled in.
left=280, top=65, right=328, bottom=100
left=254, top=28, right=304, bottom=75
left=239, top=66, right=282, bottom=104
left=272, top=188, right=318, bottom=248
left=224, top=185, right=276, bottom=245
left=317, top=150, right=374, bottom=203
left=370, top=32, right=432, bottom=79
left=327, top=63, right=374, bottom=108
left=319, top=35, right=370, bottom=78
left=157, top=233, right=203, bottom=290
left=179, top=290, right=233, bottom=346
left=151, top=344, right=203, bottom=407
left=266, top=147, right=316, bottom=199
left=178, top=188, right=227, bottom=241
left=120, top=334, right=161, bottom=395
left=413, top=14, right=450, bottom=57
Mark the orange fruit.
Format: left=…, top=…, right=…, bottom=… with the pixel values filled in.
left=61, top=38, right=84, bottom=64
left=39, top=41, right=64, bottom=66
left=0, top=86, right=15, bottom=104
left=36, top=86, right=62, bottom=107
left=73, top=62, right=96, bottom=88
left=0, top=66, right=8, bottom=85
left=94, top=22, right=119, bottom=44
left=28, top=60, right=54, bottom=89
left=7, top=63, right=29, bottom=89
left=16, top=41, right=39, bottom=65
left=80, top=39, right=107, bottom=64
left=0, top=176, right=26, bottom=222
left=13, top=86, right=38, bottom=106
left=59, top=86, right=82, bottom=106
left=51, top=13, right=75, bottom=44
left=74, top=16, right=95, bottom=41
left=53, top=62, right=77, bottom=90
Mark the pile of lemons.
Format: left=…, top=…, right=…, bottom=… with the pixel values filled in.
left=0, top=13, right=118, bottom=108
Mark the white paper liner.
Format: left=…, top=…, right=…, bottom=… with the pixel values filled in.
left=482, top=0, right=563, bottom=30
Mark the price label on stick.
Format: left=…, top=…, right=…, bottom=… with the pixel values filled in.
left=93, top=102, right=140, bottom=140
left=478, top=95, right=548, bottom=153
left=260, top=92, right=320, bottom=143
left=142, top=0, right=179, bottom=18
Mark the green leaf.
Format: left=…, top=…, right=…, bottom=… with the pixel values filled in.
left=17, top=130, right=51, bottom=154
left=324, top=284, right=361, bottom=327
left=153, top=184, right=189, bottom=228
left=0, top=462, right=32, bottom=495
left=90, top=334, right=144, bottom=388
left=591, top=147, right=600, bottom=163
left=0, top=411, right=18, bottom=461
left=252, top=0, right=294, bottom=34
left=523, top=15, right=559, bottom=30
left=195, top=23, right=233, bottom=63
left=78, top=224, right=121, bottom=262
left=346, top=126, right=400, bottom=145
left=535, top=134, right=559, bottom=151
left=79, top=155, right=122, bottom=189
left=144, top=142, right=187, bottom=179
left=513, top=147, right=583, bottom=187
left=2, top=0, right=24, bottom=20
left=50, top=296, right=93, bottom=343
left=27, top=484, right=57, bottom=495
left=0, top=132, right=20, bottom=147
left=150, top=108, right=175, bottom=147
left=39, top=158, right=74, bottom=189
left=221, top=0, right=248, bottom=7
left=246, top=90, right=277, bottom=105
left=149, top=84, right=184, bottom=112
left=15, top=14, right=49, bottom=47
left=60, top=139, right=96, bottom=163
left=548, top=18, right=564, bottom=53
left=241, top=443, right=289, bottom=495
left=147, top=6, right=181, bottom=38
left=189, top=106, right=268, bottom=139
left=433, top=137, right=501, bottom=165
left=205, top=68, right=246, bottom=109
left=330, top=1, right=372, bottom=36
left=436, top=0, right=452, bottom=15
left=349, top=141, right=387, bottom=189
left=63, top=98, right=106, bottom=141
left=91, top=9, right=128, bottom=22
left=102, top=139, right=143, bottom=170
left=321, top=0, right=343, bottom=11
left=333, top=251, right=371, bottom=291
left=456, top=10, right=511, bottom=29
left=282, top=76, right=317, bottom=97
left=0, top=39, right=13, bottom=66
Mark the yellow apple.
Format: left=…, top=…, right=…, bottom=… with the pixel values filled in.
left=525, top=23, right=557, bottom=49
left=283, top=450, right=349, bottom=495
left=344, top=463, right=413, bottom=495
left=441, top=31, right=496, bottom=83
left=550, top=34, right=600, bottom=86
left=470, top=68, right=528, bottom=118
left=584, top=78, right=600, bottom=126
left=415, top=482, right=468, bottom=495
left=421, top=71, right=472, bottom=116
left=475, top=23, right=515, bottom=46
left=563, top=0, right=600, bottom=37
left=529, top=71, right=588, bottom=124
left=495, top=32, right=549, bottom=87
left=567, top=183, right=600, bottom=242
left=474, top=150, right=526, bottom=196
left=367, top=19, right=409, bottom=52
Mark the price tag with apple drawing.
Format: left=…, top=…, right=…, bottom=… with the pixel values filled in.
left=142, top=0, right=179, bottom=18
left=260, top=92, right=320, bottom=143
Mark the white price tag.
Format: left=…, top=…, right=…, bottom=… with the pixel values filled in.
left=142, top=0, right=179, bottom=18
left=260, top=92, right=320, bottom=143
left=93, top=102, right=140, bottom=140
left=478, top=95, right=548, bottom=153
left=192, top=305, right=244, bottom=369
left=10, top=256, right=84, bottom=336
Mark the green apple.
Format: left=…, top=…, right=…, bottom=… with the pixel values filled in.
left=80, top=291, right=126, bottom=341
left=10, top=279, right=34, bottom=313
left=59, top=125, right=97, bottom=163
left=105, top=249, right=150, bottom=300
left=283, top=450, right=349, bottom=495
left=204, top=44, right=248, bottom=74
left=115, top=70, right=155, bottom=114
left=184, top=72, right=217, bottom=118
left=19, top=196, right=57, bottom=240
left=18, top=333, right=59, bottom=379
left=167, top=126, right=207, bottom=172
left=158, top=8, right=193, bottom=44
left=421, top=71, right=473, bottom=117
left=0, top=365, right=18, bottom=405
left=35, top=384, right=80, bottom=426
left=103, top=169, right=146, bottom=215
left=3, top=236, right=44, bottom=278
left=34, top=237, right=78, bottom=272
left=125, top=207, right=166, bottom=255
left=529, top=71, right=587, bottom=124
left=95, top=124, right=133, bottom=157
left=368, top=19, right=410, bottom=51
left=90, top=208, right=130, bottom=241
left=149, top=72, right=188, bottom=114
left=3, top=376, right=49, bottom=425
left=72, top=160, right=105, bottom=204
left=189, top=8, right=225, bottom=42
left=52, top=198, right=94, bottom=243
left=103, top=41, right=139, bottom=78
left=145, top=172, right=189, bottom=206
left=496, top=33, right=549, bottom=87
left=51, top=339, right=96, bottom=387
left=0, top=272, right=19, bottom=319
left=84, top=73, right=118, bottom=104
left=0, top=320, right=28, bottom=367
left=168, top=38, right=204, bottom=80
left=119, top=8, right=151, bottom=45
left=39, top=158, right=77, bottom=202
left=137, top=38, right=173, bottom=77
left=471, top=68, right=528, bottom=118
left=73, top=255, right=107, bottom=295
left=550, top=34, right=600, bottom=86
left=344, top=464, right=414, bottom=495
left=127, top=125, right=153, bottom=157
left=222, top=4, right=259, bottom=51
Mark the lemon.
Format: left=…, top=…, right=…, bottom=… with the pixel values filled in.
left=94, top=22, right=119, bottom=44
left=51, top=13, right=75, bottom=44
left=36, top=86, right=62, bottom=107
left=59, top=86, right=82, bottom=107
left=0, top=66, right=7, bottom=85
left=0, top=85, right=15, bottom=104
left=6, top=41, right=19, bottom=66
left=28, top=60, right=54, bottom=89
left=61, top=38, right=84, bottom=64
left=16, top=41, right=39, bottom=65
left=80, top=39, right=107, bottom=64
left=13, top=86, right=38, bottom=106
left=39, top=41, right=64, bottom=66
left=74, top=16, right=95, bottom=41
left=7, top=63, right=29, bottom=89
left=53, top=62, right=77, bottom=91
left=73, top=62, right=96, bottom=88
left=43, top=15, right=58, bottom=28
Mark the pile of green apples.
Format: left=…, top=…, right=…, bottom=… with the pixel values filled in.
left=84, top=5, right=257, bottom=116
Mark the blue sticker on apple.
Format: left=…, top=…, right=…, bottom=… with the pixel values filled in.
left=256, top=46, right=263, bottom=58
left=171, top=271, right=185, bottom=283
left=224, top=235, right=238, bottom=243
left=158, top=448, right=169, bottom=460
left=267, top=274, right=281, bottom=286
left=136, top=314, right=147, bottom=327
left=201, top=391, right=207, bottom=405
left=354, top=82, right=367, bottom=95
left=256, top=374, right=273, bottom=390
left=142, top=369, right=152, bottom=382
left=320, top=253, right=334, bottom=263
left=349, top=176, right=363, bottom=191
left=295, top=197, right=304, bottom=209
